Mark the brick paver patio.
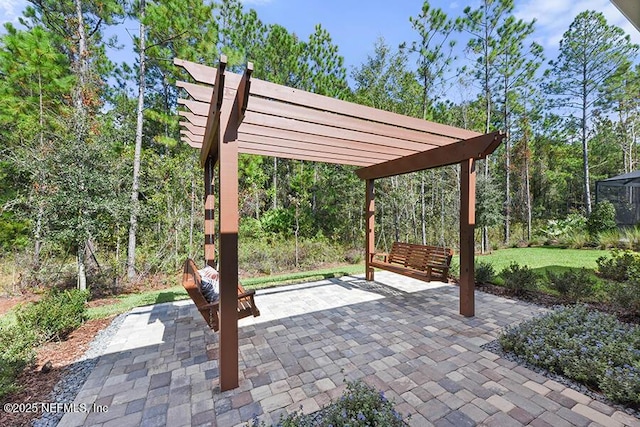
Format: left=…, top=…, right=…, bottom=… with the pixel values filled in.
left=58, top=271, right=640, bottom=427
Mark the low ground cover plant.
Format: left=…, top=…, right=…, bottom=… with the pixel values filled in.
left=499, top=305, right=640, bottom=406
left=247, top=379, right=409, bottom=426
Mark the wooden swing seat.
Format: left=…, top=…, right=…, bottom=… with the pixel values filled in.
left=181, top=258, right=260, bottom=332
left=369, top=241, right=453, bottom=282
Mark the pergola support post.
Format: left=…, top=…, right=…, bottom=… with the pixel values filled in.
left=459, top=158, right=476, bottom=317
left=218, top=101, right=239, bottom=392
left=204, top=156, right=215, bottom=266
left=365, top=179, right=375, bottom=281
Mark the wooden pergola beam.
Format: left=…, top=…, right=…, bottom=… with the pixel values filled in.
left=179, top=111, right=207, bottom=127
left=239, top=124, right=413, bottom=158
left=238, top=141, right=372, bottom=166
left=175, top=58, right=480, bottom=140
left=237, top=133, right=395, bottom=163
left=181, top=121, right=205, bottom=136
left=199, top=56, right=227, bottom=166
left=356, top=131, right=505, bottom=180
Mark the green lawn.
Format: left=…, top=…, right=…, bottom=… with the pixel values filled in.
left=473, top=247, right=606, bottom=274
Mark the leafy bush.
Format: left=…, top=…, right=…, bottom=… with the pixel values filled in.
left=475, top=260, right=496, bottom=284
left=17, top=288, right=88, bottom=342
left=260, top=208, right=295, bottom=235
left=596, top=249, right=640, bottom=282
left=546, top=268, right=596, bottom=302
left=344, top=248, right=363, bottom=264
left=538, top=213, right=586, bottom=243
left=500, top=262, right=539, bottom=295
left=586, top=201, right=617, bottom=237
left=610, top=279, right=640, bottom=315
left=247, top=379, right=408, bottom=427
left=499, top=305, right=640, bottom=406
left=0, top=322, right=38, bottom=399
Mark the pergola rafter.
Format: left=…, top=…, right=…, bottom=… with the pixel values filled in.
left=174, top=56, right=505, bottom=392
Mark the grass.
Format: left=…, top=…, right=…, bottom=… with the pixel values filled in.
left=474, top=247, right=604, bottom=274
left=472, top=247, right=607, bottom=292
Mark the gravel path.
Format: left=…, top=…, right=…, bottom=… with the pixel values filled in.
left=32, top=313, right=127, bottom=427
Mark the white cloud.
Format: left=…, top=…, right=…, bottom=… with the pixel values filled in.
left=514, top=0, right=640, bottom=51
left=0, top=0, right=26, bottom=26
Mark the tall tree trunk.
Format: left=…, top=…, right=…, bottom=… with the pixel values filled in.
left=421, top=173, right=426, bottom=245
left=34, top=71, right=45, bottom=270
left=127, top=0, right=146, bottom=280
left=482, top=13, right=491, bottom=255
left=582, top=74, right=592, bottom=215
left=524, top=120, right=532, bottom=241
left=504, top=76, right=510, bottom=245
left=272, top=157, right=277, bottom=209
left=74, top=0, right=88, bottom=116
left=77, top=244, right=87, bottom=291
left=74, top=0, right=89, bottom=288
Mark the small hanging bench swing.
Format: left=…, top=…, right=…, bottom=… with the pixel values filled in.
left=369, top=242, right=453, bottom=282
left=181, top=258, right=260, bottom=332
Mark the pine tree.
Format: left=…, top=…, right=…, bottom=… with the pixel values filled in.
left=545, top=10, right=638, bottom=215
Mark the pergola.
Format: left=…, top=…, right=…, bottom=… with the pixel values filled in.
left=175, top=56, right=505, bottom=391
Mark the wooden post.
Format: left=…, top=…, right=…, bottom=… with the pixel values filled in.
left=218, top=98, right=239, bottom=392
left=365, top=179, right=375, bottom=281
left=204, top=156, right=215, bottom=266
left=459, top=158, right=476, bottom=317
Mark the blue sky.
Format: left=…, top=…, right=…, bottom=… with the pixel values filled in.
left=1, top=0, right=639, bottom=79
left=238, top=0, right=640, bottom=71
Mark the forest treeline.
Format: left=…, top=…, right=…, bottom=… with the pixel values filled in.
left=1, top=0, right=639, bottom=291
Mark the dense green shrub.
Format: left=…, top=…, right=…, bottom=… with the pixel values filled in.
left=546, top=268, right=596, bottom=302
left=500, top=262, right=539, bottom=295
left=538, top=213, right=586, bottom=243
left=610, top=279, right=640, bottom=315
left=17, top=288, right=88, bottom=342
left=247, top=379, right=408, bottom=426
left=596, top=249, right=640, bottom=282
left=499, top=305, right=640, bottom=406
left=0, top=322, right=38, bottom=399
left=587, top=201, right=617, bottom=237
left=475, top=260, right=496, bottom=284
